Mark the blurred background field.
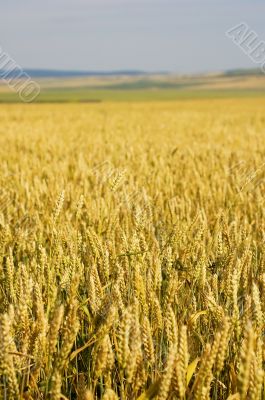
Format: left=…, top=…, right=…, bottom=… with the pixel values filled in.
left=1, top=69, right=265, bottom=103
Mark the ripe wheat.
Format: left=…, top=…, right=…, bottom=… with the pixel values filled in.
left=0, top=100, right=265, bottom=399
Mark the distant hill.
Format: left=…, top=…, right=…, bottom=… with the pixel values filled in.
left=223, top=68, right=263, bottom=76
left=0, top=68, right=152, bottom=78
left=0, top=67, right=263, bottom=79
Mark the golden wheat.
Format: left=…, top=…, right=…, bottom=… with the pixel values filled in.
left=0, top=99, right=265, bottom=399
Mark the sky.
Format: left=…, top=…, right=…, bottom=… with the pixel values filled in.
left=0, top=0, right=264, bottom=73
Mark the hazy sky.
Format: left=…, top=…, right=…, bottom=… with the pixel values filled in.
left=0, top=0, right=264, bottom=73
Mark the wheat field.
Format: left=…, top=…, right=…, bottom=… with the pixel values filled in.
left=1, top=99, right=265, bottom=399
